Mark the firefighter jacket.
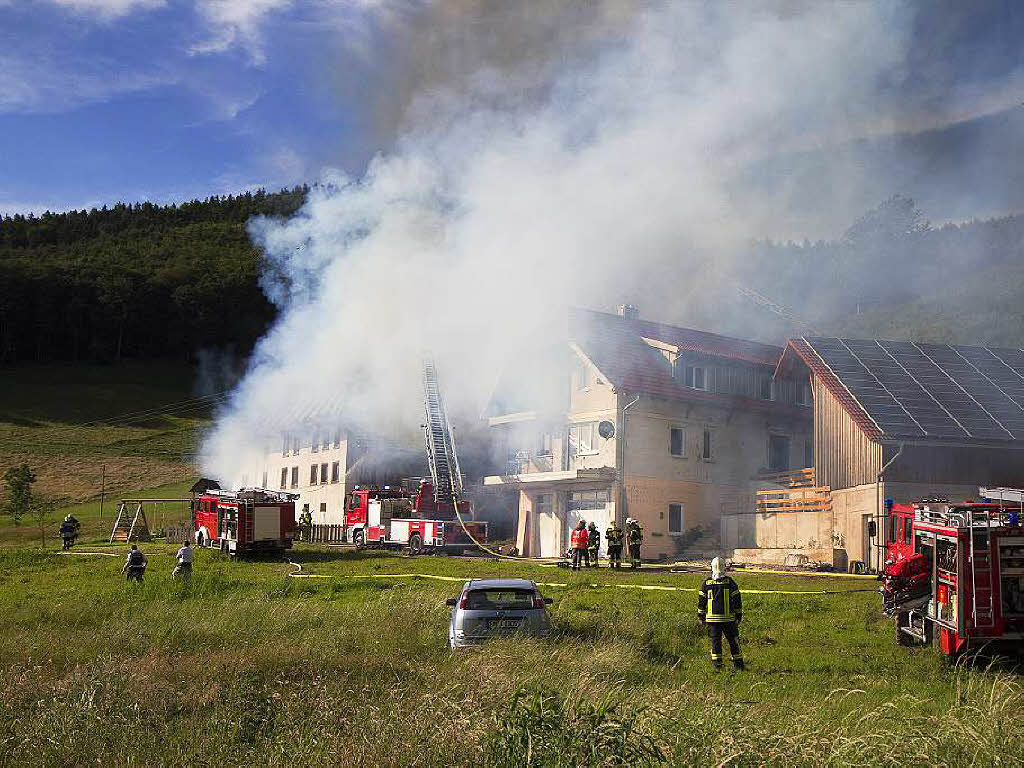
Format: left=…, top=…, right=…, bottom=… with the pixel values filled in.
left=627, top=523, right=644, bottom=544
left=570, top=528, right=589, bottom=550
left=697, top=576, right=742, bottom=623
left=587, top=528, right=600, bottom=548
left=606, top=525, right=623, bottom=546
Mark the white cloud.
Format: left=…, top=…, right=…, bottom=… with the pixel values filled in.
left=190, top=0, right=293, bottom=65
left=48, top=0, right=165, bottom=20
left=0, top=53, right=174, bottom=114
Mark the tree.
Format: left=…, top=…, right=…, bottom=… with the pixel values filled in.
left=2, top=464, right=36, bottom=525
left=842, top=194, right=929, bottom=247
left=30, top=495, right=63, bottom=549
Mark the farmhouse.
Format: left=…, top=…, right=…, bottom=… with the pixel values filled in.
left=728, top=337, right=1024, bottom=571
left=484, top=306, right=814, bottom=560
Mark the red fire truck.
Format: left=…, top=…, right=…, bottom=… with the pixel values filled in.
left=882, top=493, right=1024, bottom=658
left=193, top=488, right=298, bottom=555
left=345, top=479, right=487, bottom=554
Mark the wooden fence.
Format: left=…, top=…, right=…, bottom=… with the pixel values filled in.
left=308, top=524, right=347, bottom=544
left=756, top=467, right=816, bottom=488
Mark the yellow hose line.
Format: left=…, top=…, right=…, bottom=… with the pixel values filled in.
left=285, top=570, right=871, bottom=595
left=683, top=566, right=879, bottom=580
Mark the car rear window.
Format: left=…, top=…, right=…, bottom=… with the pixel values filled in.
left=465, top=588, right=535, bottom=610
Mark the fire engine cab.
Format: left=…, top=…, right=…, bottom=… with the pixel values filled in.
left=193, top=488, right=298, bottom=555
left=882, top=491, right=1024, bottom=658
left=345, top=480, right=487, bottom=554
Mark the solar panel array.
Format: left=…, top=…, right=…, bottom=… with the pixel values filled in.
left=804, top=338, right=1024, bottom=442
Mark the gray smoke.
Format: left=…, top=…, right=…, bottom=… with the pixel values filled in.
left=201, top=1, right=917, bottom=483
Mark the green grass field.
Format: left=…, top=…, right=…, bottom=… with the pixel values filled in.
left=1, top=542, right=1021, bottom=767
left=0, top=361, right=204, bottom=507
left=2, top=364, right=1022, bottom=765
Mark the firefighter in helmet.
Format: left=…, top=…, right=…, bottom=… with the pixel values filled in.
left=586, top=521, right=600, bottom=568
left=121, top=544, right=148, bottom=583
left=626, top=517, right=644, bottom=568
left=697, top=557, right=745, bottom=670
left=605, top=519, right=624, bottom=569
left=570, top=519, right=589, bottom=571
left=298, top=506, right=313, bottom=542
left=59, top=514, right=78, bottom=550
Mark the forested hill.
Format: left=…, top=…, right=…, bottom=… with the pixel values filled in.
left=0, top=187, right=306, bottom=364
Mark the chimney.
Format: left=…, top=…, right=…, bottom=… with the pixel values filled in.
left=615, top=304, right=639, bottom=320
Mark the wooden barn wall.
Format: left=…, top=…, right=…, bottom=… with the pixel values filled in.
left=813, top=377, right=882, bottom=491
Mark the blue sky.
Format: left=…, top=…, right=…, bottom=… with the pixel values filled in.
left=2, top=0, right=1023, bottom=226
left=0, top=0, right=382, bottom=213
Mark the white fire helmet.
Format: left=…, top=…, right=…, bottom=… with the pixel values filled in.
left=711, top=557, right=723, bottom=580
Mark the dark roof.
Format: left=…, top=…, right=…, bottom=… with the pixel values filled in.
left=568, top=308, right=801, bottom=412
left=788, top=337, right=1024, bottom=445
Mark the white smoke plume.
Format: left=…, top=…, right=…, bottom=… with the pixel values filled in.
left=201, top=1, right=912, bottom=484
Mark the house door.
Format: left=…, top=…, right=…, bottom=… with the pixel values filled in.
left=535, top=494, right=560, bottom=558
left=566, top=490, right=612, bottom=556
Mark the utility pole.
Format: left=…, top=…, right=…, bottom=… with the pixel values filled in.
left=99, top=464, right=105, bottom=523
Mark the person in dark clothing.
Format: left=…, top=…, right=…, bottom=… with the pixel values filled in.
left=60, top=516, right=77, bottom=550
left=605, top=520, right=624, bottom=568
left=697, top=557, right=744, bottom=670
left=586, top=522, right=600, bottom=568
left=121, top=544, right=148, bottom=583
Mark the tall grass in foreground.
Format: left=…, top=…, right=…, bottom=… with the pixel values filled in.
left=0, top=551, right=1021, bottom=766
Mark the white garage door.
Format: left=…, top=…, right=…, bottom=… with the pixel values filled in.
left=567, top=490, right=612, bottom=555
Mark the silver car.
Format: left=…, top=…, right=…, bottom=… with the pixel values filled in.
left=446, top=578, right=553, bottom=649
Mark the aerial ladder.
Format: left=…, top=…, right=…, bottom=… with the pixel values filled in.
left=421, top=358, right=464, bottom=508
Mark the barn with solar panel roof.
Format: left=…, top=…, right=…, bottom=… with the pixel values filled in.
left=754, top=337, right=1024, bottom=572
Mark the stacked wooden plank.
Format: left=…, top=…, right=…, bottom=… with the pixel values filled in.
left=756, top=485, right=831, bottom=514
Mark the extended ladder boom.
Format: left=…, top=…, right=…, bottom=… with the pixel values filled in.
left=422, top=359, right=463, bottom=505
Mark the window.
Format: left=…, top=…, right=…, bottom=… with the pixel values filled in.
left=310, top=465, right=319, bottom=485
left=759, top=375, right=776, bottom=401
left=572, top=359, right=588, bottom=391
left=331, top=461, right=340, bottom=483
left=290, top=466, right=299, bottom=488
left=320, top=502, right=327, bottom=515
left=568, top=490, right=610, bottom=511
left=768, top=435, right=791, bottom=472
left=311, top=431, right=319, bottom=453
left=262, top=470, right=268, bottom=489
left=797, top=382, right=813, bottom=407
left=280, top=468, right=288, bottom=489
left=887, top=513, right=897, bottom=544
left=669, top=503, right=684, bottom=533
left=902, top=516, right=913, bottom=545
left=568, top=422, right=598, bottom=455
left=320, top=462, right=329, bottom=484
left=670, top=427, right=685, bottom=457
left=702, top=429, right=713, bottom=460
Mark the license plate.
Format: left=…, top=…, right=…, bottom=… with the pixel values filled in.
left=488, top=618, right=523, bottom=631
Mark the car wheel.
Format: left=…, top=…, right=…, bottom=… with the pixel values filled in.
left=353, top=530, right=364, bottom=549
left=409, top=534, right=423, bottom=555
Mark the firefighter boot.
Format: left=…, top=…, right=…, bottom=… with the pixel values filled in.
left=732, top=656, right=745, bottom=671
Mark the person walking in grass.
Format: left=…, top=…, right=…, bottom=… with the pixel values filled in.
left=173, top=541, right=194, bottom=582
left=121, top=543, right=148, bottom=583
left=59, top=515, right=77, bottom=550
left=697, top=557, right=745, bottom=670
left=570, top=519, right=589, bottom=571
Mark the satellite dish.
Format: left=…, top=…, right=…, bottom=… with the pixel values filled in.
left=598, top=420, right=615, bottom=439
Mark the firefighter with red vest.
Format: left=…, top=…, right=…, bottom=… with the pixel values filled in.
left=570, top=520, right=589, bottom=571
left=697, top=557, right=745, bottom=670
